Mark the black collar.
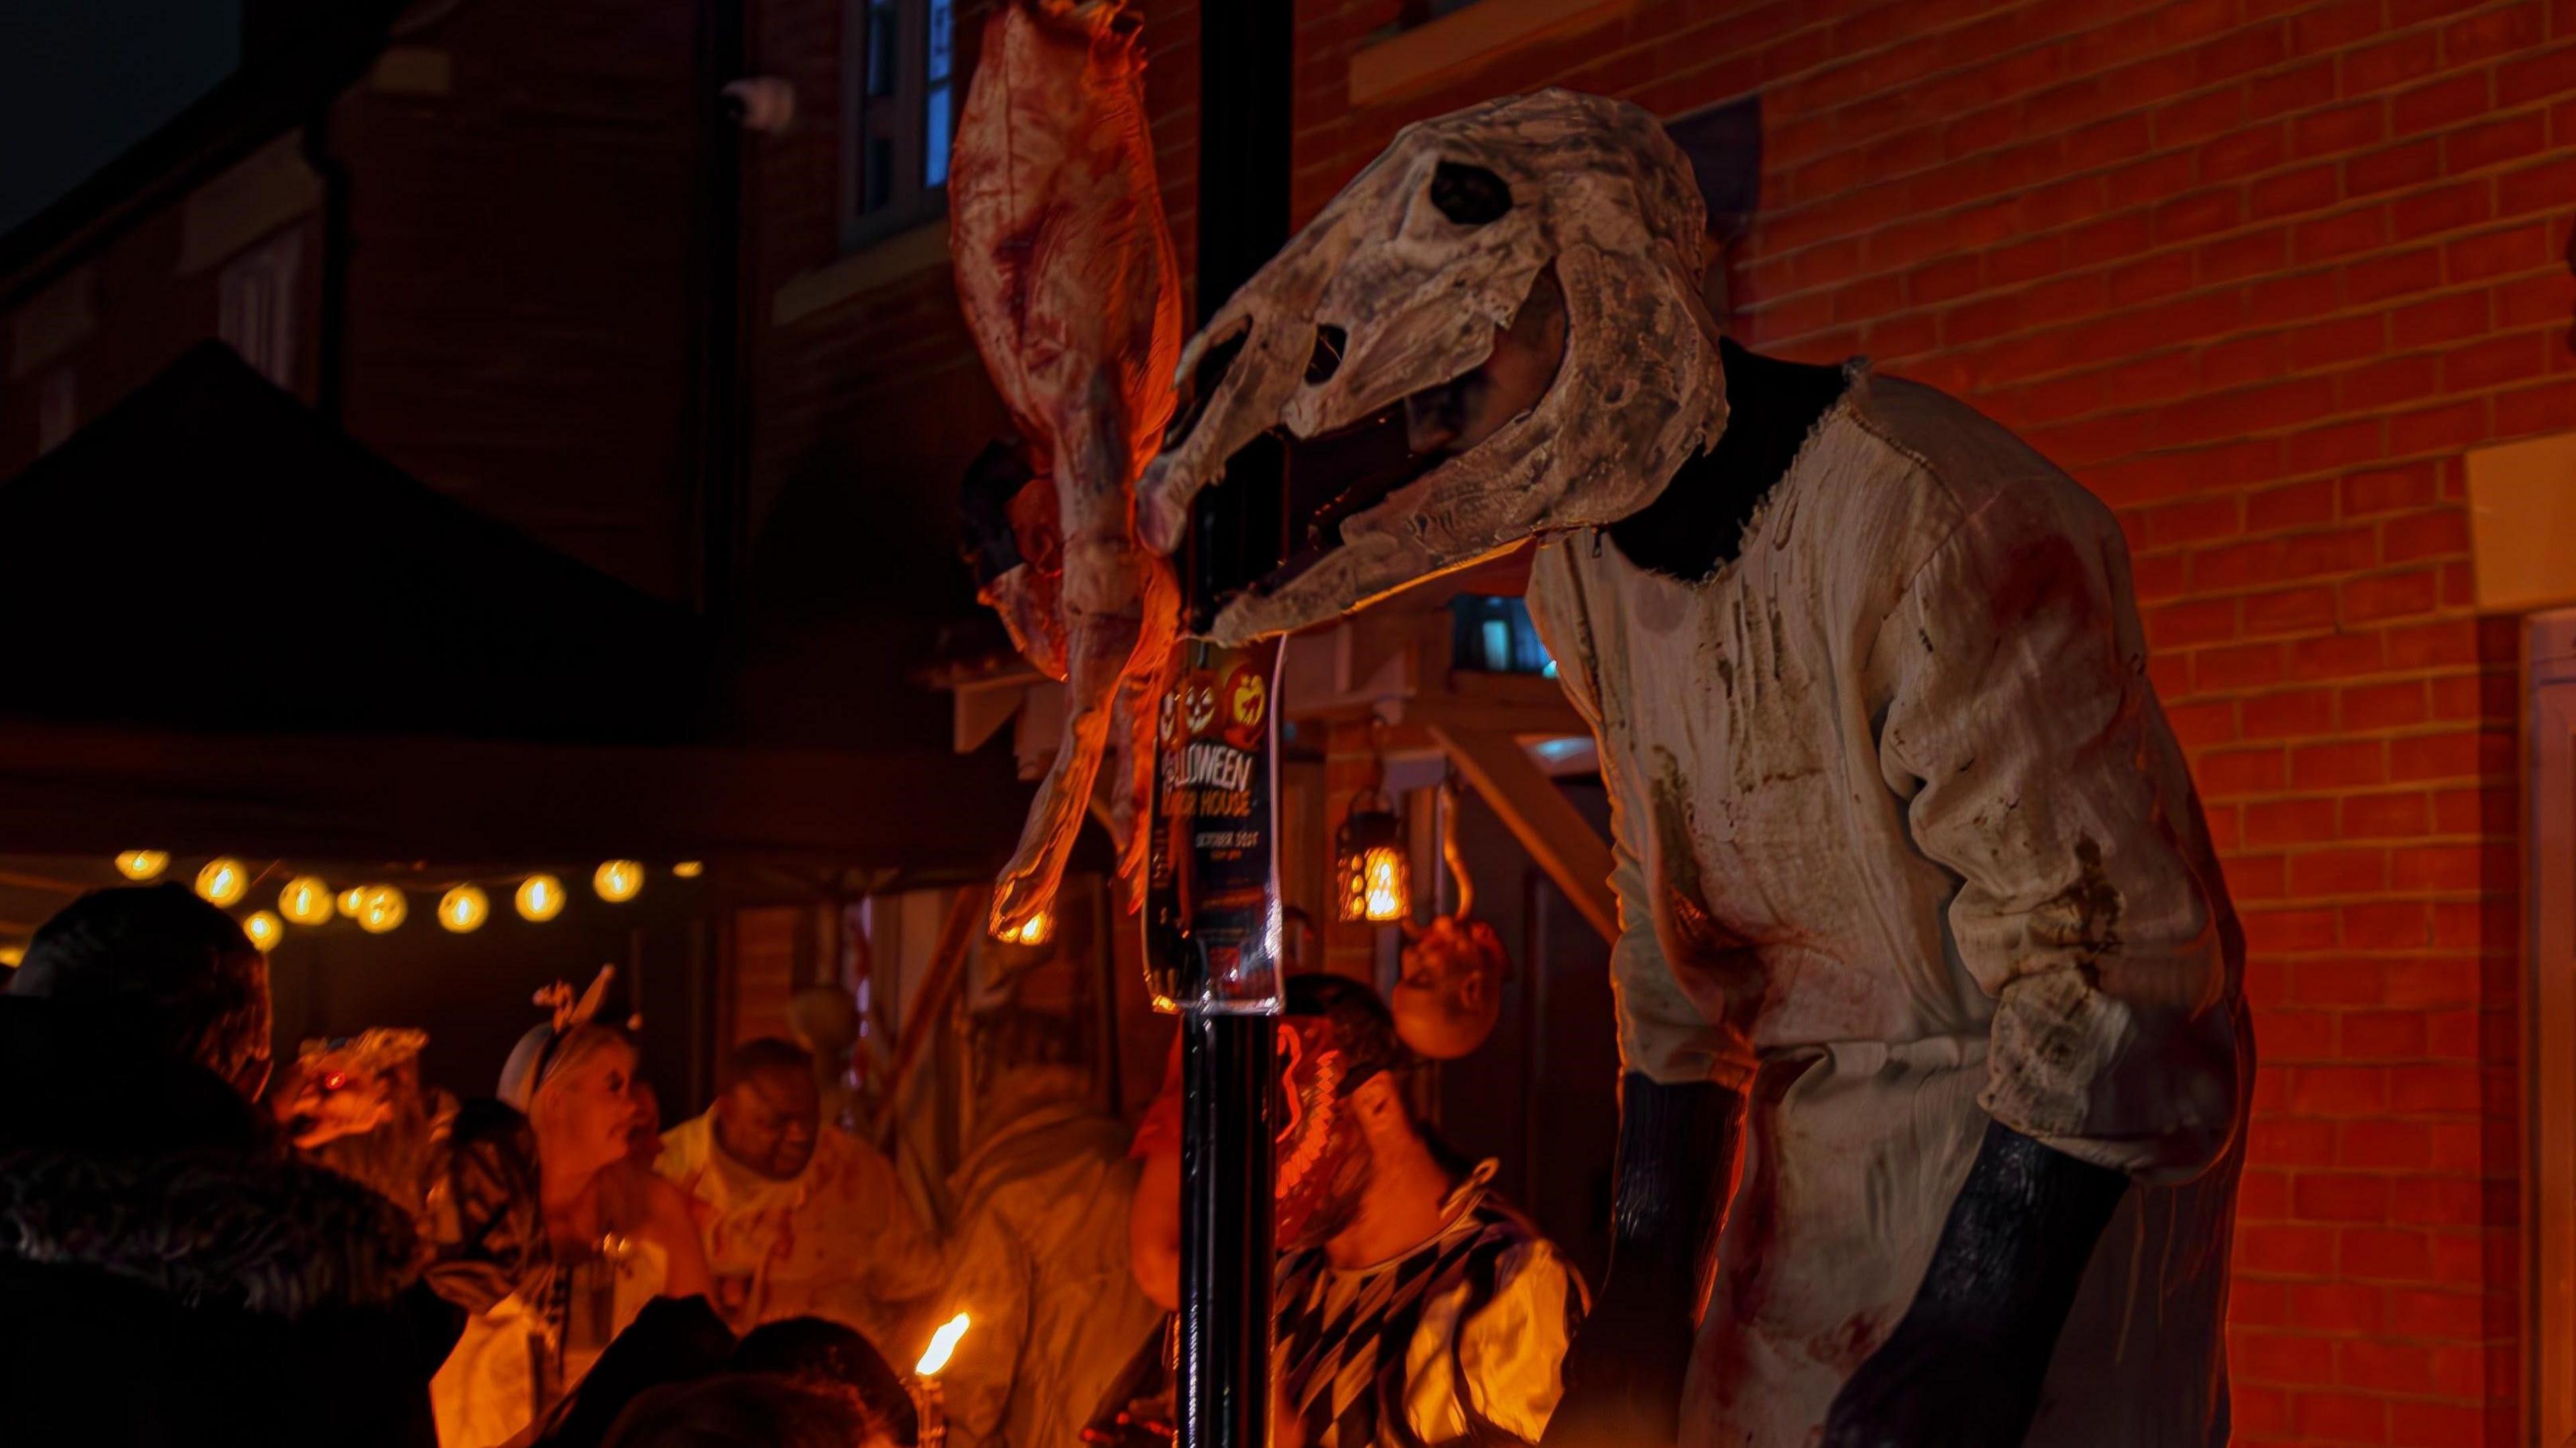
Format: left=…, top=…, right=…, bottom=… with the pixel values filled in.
left=1605, top=338, right=1847, bottom=581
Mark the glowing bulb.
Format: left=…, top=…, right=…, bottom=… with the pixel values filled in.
left=337, top=887, right=368, bottom=918
left=115, top=850, right=170, bottom=881
left=515, top=875, right=566, bottom=922
left=355, top=886, right=407, bottom=934
left=0, top=946, right=23, bottom=968
left=438, top=884, right=489, bottom=934
left=916, top=1313, right=971, bottom=1377
left=244, top=911, right=284, bottom=952
left=279, top=875, right=334, bottom=926
left=1000, top=911, right=1053, bottom=947
left=196, top=858, right=249, bottom=907
left=671, top=860, right=704, bottom=879
left=593, top=860, right=644, bottom=903
left=1362, top=846, right=1407, bottom=923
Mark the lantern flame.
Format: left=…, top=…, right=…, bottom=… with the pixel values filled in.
left=1362, top=846, right=1407, bottom=922
left=916, top=1313, right=971, bottom=1377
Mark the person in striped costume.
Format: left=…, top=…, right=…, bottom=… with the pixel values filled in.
left=1267, top=975, right=1586, bottom=1448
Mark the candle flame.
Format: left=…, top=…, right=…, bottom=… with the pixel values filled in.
left=916, top=1312, right=971, bottom=1377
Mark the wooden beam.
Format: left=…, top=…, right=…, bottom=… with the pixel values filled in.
left=1426, top=722, right=1617, bottom=943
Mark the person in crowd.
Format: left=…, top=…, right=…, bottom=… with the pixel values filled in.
left=600, top=1373, right=904, bottom=1448
left=1122, top=975, right=1585, bottom=1448
left=929, top=1007, right=1163, bottom=1448
left=433, top=970, right=714, bottom=1448
left=658, top=1036, right=943, bottom=1344
left=1270, top=974, right=1585, bottom=1447
left=735, top=1317, right=920, bottom=1447
left=0, top=884, right=458, bottom=1447
left=273, top=1026, right=460, bottom=1218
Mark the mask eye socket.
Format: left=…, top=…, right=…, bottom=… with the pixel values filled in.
left=1304, top=325, right=1346, bottom=386
left=1429, top=160, right=1511, bottom=226
left=1164, top=327, right=1249, bottom=451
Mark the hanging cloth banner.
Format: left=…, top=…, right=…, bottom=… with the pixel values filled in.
left=1144, top=636, right=1285, bottom=1016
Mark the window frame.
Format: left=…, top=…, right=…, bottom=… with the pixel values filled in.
left=841, top=0, right=958, bottom=252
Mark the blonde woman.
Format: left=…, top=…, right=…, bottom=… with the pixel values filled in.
left=432, top=975, right=712, bottom=1447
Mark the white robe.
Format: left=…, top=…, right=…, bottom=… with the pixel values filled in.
left=1526, top=362, right=2249, bottom=1448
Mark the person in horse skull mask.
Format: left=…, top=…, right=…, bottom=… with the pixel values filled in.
left=1139, top=88, right=2249, bottom=1448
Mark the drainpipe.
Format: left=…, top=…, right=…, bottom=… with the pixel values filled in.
left=301, top=109, right=352, bottom=427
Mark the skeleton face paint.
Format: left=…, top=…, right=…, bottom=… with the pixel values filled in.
left=1136, top=89, right=1727, bottom=645
left=1274, top=1014, right=1371, bottom=1251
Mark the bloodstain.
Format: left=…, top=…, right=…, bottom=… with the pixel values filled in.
left=1986, top=532, right=2097, bottom=634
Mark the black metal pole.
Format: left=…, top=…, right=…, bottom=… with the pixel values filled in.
left=1178, top=0, right=1294, bottom=1445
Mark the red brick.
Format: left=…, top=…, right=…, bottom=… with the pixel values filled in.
left=2500, top=154, right=2576, bottom=217
left=2390, top=1065, right=2483, bottom=1113
left=2245, top=586, right=2339, bottom=634
left=2296, top=1175, right=2392, bottom=1223
left=2447, top=112, right=2548, bottom=172
left=2345, top=245, right=2443, bottom=302
left=2387, top=619, right=2477, bottom=667
left=2199, top=744, right=2288, bottom=795
left=2249, top=797, right=2340, bottom=845
left=2394, top=1401, right=2487, bottom=1448
left=2291, top=846, right=2390, bottom=895
left=2392, top=177, right=2495, bottom=240
left=2290, top=629, right=2387, bottom=680
left=2244, top=687, right=2337, bottom=738
left=2341, top=791, right=2430, bottom=836
left=2339, top=1338, right=2441, bottom=1394
left=2347, top=137, right=2441, bottom=195
left=2391, top=730, right=2485, bottom=781
left=2500, top=41, right=2576, bottom=105
left=2345, top=1009, right=2430, bottom=1056
left=2394, top=74, right=2490, bottom=136
left=2390, top=290, right=2490, bottom=347
left=2287, top=416, right=2385, bottom=472
left=2340, top=355, right=2443, bottom=412
left=2445, top=1, right=2546, bottom=61
left=2391, top=398, right=2486, bottom=455
left=2448, top=221, right=2553, bottom=281
left=2432, top=784, right=2514, bottom=833
left=2294, top=0, right=2385, bottom=54
left=2446, top=331, right=2551, bottom=391
left=2251, top=162, right=2341, bottom=219
left=2498, top=378, right=2576, bottom=437
left=2392, top=842, right=2510, bottom=890
left=2249, top=479, right=2337, bottom=530
left=2296, top=958, right=2389, bottom=1005
left=2292, top=1390, right=2387, bottom=1441
left=2345, top=901, right=2431, bottom=948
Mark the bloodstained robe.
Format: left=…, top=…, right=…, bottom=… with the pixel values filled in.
left=1525, top=360, right=2251, bottom=1448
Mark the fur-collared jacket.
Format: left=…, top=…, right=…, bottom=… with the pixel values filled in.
left=0, top=996, right=463, bottom=1447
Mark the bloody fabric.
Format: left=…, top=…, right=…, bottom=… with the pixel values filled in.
left=1525, top=361, right=2247, bottom=1447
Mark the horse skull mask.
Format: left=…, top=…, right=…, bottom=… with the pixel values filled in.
left=1136, top=89, right=1728, bottom=644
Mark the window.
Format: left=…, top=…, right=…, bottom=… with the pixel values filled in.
left=218, top=229, right=303, bottom=390
left=1447, top=595, right=1556, bottom=677
left=843, top=0, right=957, bottom=249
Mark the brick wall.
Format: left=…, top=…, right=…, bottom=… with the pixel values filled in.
left=753, top=0, right=2573, bottom=1439
left=1283, top=1, right=2574, bottom=1443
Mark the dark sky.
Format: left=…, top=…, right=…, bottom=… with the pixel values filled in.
left=0, top=1, right=240, bottom=237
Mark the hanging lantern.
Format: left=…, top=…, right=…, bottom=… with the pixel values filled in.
left=671, top=860, right=704, bottom=879
left=195, top=858, right=250, bottom=907
left=354, top=886, right=407, bottom=934
left=279, top=875, right=335, bottom=926
left=593, top=860, right=645, bottom=903
left=516, top=875, right=566, bottom=922
left=115, top=850, right=170, bottom=881
left=337, top=887, right=368, bottom=919
left=243, top=911, right=284, bottom=952
left=439, top=884, right=490, bottom=934
left=1334, top=792, right=1410, bottom=924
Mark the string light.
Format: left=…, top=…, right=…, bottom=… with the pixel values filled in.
left=437, top=885, right=489, bottom=933
left=354, top=886, right=407, bottom=934
left=337, top=887, right=368, bottom=918
left=279, top=876, right=335, bottom=926
left=244, top=911, right=284, bottom=952
left=593, top=860, right=644, bottom=903
left=0, top=946, right=22, bottom=968
left=671, top=860, right=704, bottom=879
left=195, top=858, right=250, bottom=907
left=115, top=850, right=170, bottom=881
left=515, top=875, right=566, bottom=922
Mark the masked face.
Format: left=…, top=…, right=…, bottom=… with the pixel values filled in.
left=1137, top=89, right=1727, bottom=645
left=1273, top=1015, right=1372, bottom=1252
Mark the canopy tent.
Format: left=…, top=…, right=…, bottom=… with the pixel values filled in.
left=0, top=343, right=1030, bottom=870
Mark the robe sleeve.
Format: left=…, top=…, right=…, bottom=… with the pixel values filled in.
left=1527, top=541, right=1747, bottom=1090
left=1876, top=486, right=2241, bottom=1182
left=851, top=1140, right=949, bottom=1306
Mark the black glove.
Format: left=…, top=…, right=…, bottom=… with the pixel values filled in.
left=1540, top=1075, right=1738, bottom=1448
left=1821, top=1121, right=2128, bottom=1448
